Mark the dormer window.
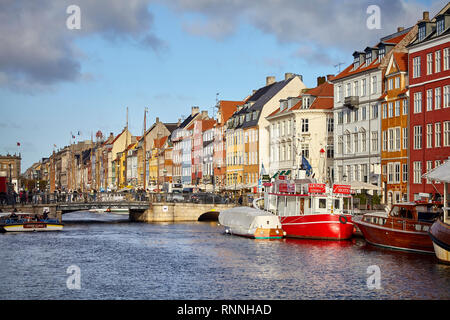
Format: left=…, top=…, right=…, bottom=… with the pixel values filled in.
left=418, top=25, right=426, bottom=41
left=436, top=18, right=445, bottom=35
left=353, top=57, right=360, bottom=69
left=378, top=47, right=385, bottom=62
left=366, top=52, right=372, bottom=65
left=302, top=97, right=311, bottom=109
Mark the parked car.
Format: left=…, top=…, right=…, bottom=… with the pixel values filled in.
left=190, top=193, right=228, bottom=204
left=182, top=187, right=194, bottom=194
left=167, top=192, right=184, bottom=203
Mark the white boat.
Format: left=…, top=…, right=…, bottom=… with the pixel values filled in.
left=0, top=213, right=63, bottom=232
left=218, top=206, right=284, bottom=239
left=105, top=208, right=129, bottom=215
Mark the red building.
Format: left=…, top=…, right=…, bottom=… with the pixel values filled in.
left=408, top=6, right=450, bottom=201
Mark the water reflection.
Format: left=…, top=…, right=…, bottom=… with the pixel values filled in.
left=0, top=211, right=448, bottom=300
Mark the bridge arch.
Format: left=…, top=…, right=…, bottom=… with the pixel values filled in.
left=197, top=210, right=220, bottom=221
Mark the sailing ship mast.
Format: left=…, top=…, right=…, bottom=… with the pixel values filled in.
left=143, top=107, right=147, bottom=190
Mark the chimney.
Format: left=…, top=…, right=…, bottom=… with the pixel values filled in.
left=156, top=117, right=160, bottom=123
left=266, top=76, right=276, bottom=86
left=326, top=74, right=334, bottom=82
left=285, top=73, right=295, bottom=81
left=397, top=27, right=404, bottom=32
left=317, top=76, right=326, bottom=86
left=178, top=118, right=181, bottom=125
left=423, top=11, right=429, bottom=21
left=191, top=106, right=199, bottom=116
left=201, top=110, right=208, bottom=119
left=252, top=89, right=257, bottom=95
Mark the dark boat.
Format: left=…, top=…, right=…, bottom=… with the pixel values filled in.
left=353, top=201, right=442, bottom=253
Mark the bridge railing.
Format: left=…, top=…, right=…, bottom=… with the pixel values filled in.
left=0, top=191, right=234, bottom=206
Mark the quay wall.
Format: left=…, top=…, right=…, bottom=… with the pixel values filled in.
left=129, top=202, right=235, bottom=222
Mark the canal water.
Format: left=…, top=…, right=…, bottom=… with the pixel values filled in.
left=0, top=211, right=448, bottom=300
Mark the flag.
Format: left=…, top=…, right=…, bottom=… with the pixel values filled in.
left=17, top=142, right=20, bottom=146
left=301, top=155, right=313, bottom=177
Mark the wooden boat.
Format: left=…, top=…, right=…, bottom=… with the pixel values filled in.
left=0, top=213, right=63, bottom=232
left=264, top=180, right=355, bottom=240
left=429, top=210, right=450, bottom=264
left=423, top=161, right=450, bottom=263
left=218, top=207, right=284, bottom=239
left=353, top=202, right=442, bottom=253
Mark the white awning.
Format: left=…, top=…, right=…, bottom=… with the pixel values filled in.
left=423, top=160, right=450, bottom=183
left=349, top=180, right=382, bottom=191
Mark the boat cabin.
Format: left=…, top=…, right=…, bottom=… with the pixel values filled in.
left=361, top=202, right=443, bottom=232
left=264, top=180, right=353, bottom=216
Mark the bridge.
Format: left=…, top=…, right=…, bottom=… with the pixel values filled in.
left=0, top=193, right=236, bottom=222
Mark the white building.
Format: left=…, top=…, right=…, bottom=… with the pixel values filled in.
left=267, top=77, right=334, bottom=183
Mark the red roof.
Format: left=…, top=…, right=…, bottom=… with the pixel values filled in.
left=218, top=101, right=244, bottom=124
left=333, top=59, right=380, bottom=81
left=392, top=52, right=408, bottom=72
left=309, top=97, right=333, bottom=110
left=202, top=119, right=216, bottom=132
left=154, top=136, right=168, bottom=149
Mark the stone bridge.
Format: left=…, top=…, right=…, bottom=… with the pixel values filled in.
left=0, top=202, right=236, bottom=223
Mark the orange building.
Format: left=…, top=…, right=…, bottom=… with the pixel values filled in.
left=380, top=52, right=409, bottom=204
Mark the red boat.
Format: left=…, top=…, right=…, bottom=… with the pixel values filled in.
left=354, top=202, right=443, bottom=253
left=264, top=179, right=354, bottom=240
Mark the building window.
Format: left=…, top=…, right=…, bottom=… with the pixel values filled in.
left=378, top=47, right=385, bottom=61
left=371, top=76, right=377, bottom=94
left=403, top=99, right=408, bottom=115
left=426, top=161, right=433, bottom=184
left=346, top=83, right=351, bottom=97
left=444, top=85, right=450, bottom=108
left=388, top=129, right=394, bottom=151
left=388, top=102, right=394, bottom=118
left=301, top=119, right=309, bottom=133
left=435, top=50, right=441, bottom=73
left=383, top=130, right=388, bottom=151
left=301, top=144, right=309, bottom=159
left=338, top=136, right=343, bottom=154
left=435, top=87, right=441, bottom=110
left=414, top=125, right=422, bottom=150
left=413, top=56, right=421, bottom=78
left=413, top=161, right=422, bottom=184
left=327, top=117, right=334, bottom=133
left=354, top=133, right=359, bottom=153
left=444, top=121, right=450, bottom=147
left=371, top=131, right=378, bottom=152
left=394, top=163, right=401, bottom=184
left=395, top=77, right=400, bottom=89
left=435, top=122, right=441, bottom=148
left=414, top=92, right=422, bottom=113
left=362, top=79, right=367, bottom=96
left=402, top=164, right=408, bottom=182
left=402, top=127, right=408, bottom=150
left=418, top=25, right=426, bottom=42
left=395, top=100, right=400, bottom=117
left=354, top=109, right=359, bottom=122
left=388, top=78, right=393, bottom=91
left=346, top=134, right=352, bottom=154
left=395, top=127, right=401, bottom=151
left=427, top=53, right=433, bottom=75
left=387, top=163, right=394, bottom=183
left=361, top=131, right=367, bottom=152
left=437, top=18, right=445, bottom=35
left=444, top=48, right=449, bottom=71
left=426, top=124, right=433, bottom=148
left=354, top=81, right=359, bottom=96
left=382, top=103, right=387, bottom=119
left=371, top=104, right=378, bottom=119
left=362, top=106, right=367, bottom=120
left=426, top=89, right=433, bottom=111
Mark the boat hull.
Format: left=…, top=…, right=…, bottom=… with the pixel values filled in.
left=279, top=214, right=354, bottom=240
left=429, top=218, right=450, bottom=264
left=225, top=226, right=284, bottom=239
left=354, top=219, right=434, bottom=253
left=1, top=222, right=63, bottom=232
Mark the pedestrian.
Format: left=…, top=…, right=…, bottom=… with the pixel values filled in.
left=238, top=195, right=243, bottom=205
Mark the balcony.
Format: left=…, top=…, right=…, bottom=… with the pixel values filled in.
left=344, top=96, right=359, bottom=109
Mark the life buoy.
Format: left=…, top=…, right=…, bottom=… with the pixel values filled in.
left=339, top=215, right=348, bottom=224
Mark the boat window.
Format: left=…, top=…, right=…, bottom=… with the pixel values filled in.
left=399, top=208, right=413, bottom=219
left=391, top=206, right=399, bottom=217
left=319, top=199, right=327, bottom=209
left=417, top=211, right=439, bottom=223
left=334, top=199, right=340, bottom=210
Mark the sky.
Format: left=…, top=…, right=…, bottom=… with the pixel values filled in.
left=0, top=0, right=447, bottom=171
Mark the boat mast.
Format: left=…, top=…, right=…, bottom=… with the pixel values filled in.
left=143, top=107, right=147, bottom=191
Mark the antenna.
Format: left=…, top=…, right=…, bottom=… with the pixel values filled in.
left=334, top=62, right=344, bottom=73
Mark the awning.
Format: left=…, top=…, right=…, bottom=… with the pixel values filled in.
left=285, top=170, right=291, bottom=175
left=280, top=170, right=285, bottom=175
left=423, top=160, right=450, bottom=183
left=349, top=180, right=382, bottom=191
left=272, top=171, right=280, bottom=179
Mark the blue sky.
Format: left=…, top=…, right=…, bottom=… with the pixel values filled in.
left=0, top=0, right=446, bottom=170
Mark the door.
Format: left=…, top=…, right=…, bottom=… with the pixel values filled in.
left=300, top=198, right=304, bottom=215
